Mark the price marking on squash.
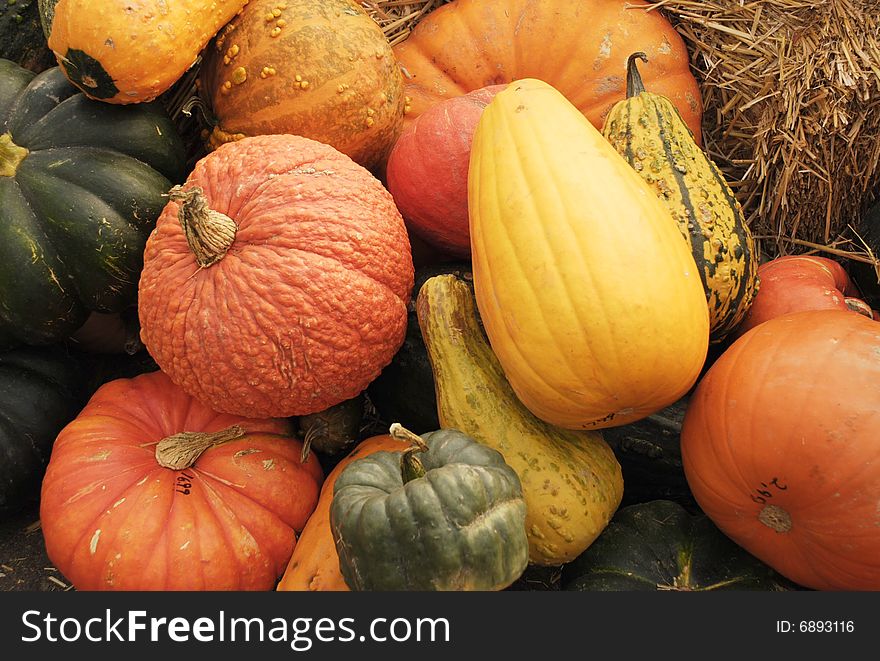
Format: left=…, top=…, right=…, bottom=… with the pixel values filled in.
left=175, top=472, right=195, bottom=496
left=751, top=477, right=787, bottom=504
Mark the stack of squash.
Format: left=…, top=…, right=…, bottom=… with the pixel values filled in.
left=0, top=0, right=876, bottom=593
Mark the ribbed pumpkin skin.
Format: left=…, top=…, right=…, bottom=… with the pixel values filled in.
left=681, top=310, right=880, bottom=591
left=393, top=0, right=702, bottom=144
left=41, top=0, right=249, bottom=103
left=277, top=434, right=402, bottom=592
left=330, top=428, right=528, bottom=591
left=469, top=79, right=709, bottom=430
left=418, top=274, right=623, bottom=565
left=40, top=370, right=324, bottom=591
left=0, top=61, right=185, bottom=349
left=602, top=57, right=759, bottom=343
left=138, top=134, right=413, bottom=418
left=200, top=0, right=405, bottom=171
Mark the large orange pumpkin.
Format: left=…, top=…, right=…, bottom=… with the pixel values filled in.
left=40, top=370, right=324, bottom=591
left=276, top=433, right=402, bottom=591
left=199, top=0, right=406, bottom=170
left=681, top=309, right=880, bottom=590
left=393, top=0, right=702, bottom=144
left=138, top=134, right=413, bottom=419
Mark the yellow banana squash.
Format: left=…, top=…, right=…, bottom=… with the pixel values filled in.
left=417, top=274, right=623, bottom=566
left=468, top=78, right=709, bottom=430
left=602, top=53, right=760, bottom=342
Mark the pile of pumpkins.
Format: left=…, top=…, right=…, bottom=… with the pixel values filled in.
left=1, top=0, right=879, bottom=592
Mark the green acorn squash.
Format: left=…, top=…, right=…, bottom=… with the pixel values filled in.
left=330, top=424, right=529, bottom=591
left=561, top=500, right=795, bottom=591
left=0, top=59, right=186, bottom=349
left=0, top=344, right=83, bottom=515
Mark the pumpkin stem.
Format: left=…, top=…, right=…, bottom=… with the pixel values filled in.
left=168, top=184, right=237, bottom=268
left=155, top=424, right=246, bottom=470
left=0, top=133, right=29, bottom=178
left=625, top=52, right=649, bottom=99
left=390, top=423, right=429, bottom=484
left=757, top=504, right=792, bottom=533
left=299, top=419, right=326, bottom=464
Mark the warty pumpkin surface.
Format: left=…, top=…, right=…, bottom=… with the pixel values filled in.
left=40, top=370, right=323, bottom=591
left=469, top=79, right=709, bottom=431
left=199, top=0, right=405, bottom=171
left=0, top=60, right=185, bottom=350
left=393, top=0, right=702, bottom=144
left=138, top=134, right=413, bottom=418
left=40, top=0, right=250, bottom=103
left=682, top=309, right=880, bottom=591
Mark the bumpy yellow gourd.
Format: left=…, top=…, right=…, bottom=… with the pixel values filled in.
left=468, top=78, right=709, bottom=430
left=602, top=53, right=759, bottom=342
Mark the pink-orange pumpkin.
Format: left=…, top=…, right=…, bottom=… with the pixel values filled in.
left=138, top=134, right=414, bottom=418
left=40, top=370, right=324, bottom=591
left=386, top=85, right=503, bottom=257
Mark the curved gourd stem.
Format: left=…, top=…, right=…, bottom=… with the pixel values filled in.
left=155, top=424, right=246, bottom=470
left=626, top=52, right=649, bottom=99
left=390, top=422, right=429, bottom=483
left=168, top=184, right=237, bottom=268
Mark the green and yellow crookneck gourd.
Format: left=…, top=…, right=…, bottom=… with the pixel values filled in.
left=468, top=78, right=709, bottom=431
left=602, top=53, right=759, bottom=342
left=417, top=274, right=623, bottom=566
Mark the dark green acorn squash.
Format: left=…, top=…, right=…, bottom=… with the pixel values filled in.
left=0, top=58, right=186, bottom=350
left=367, top=262, right=472, bottom=433
left=330, top=424, right=528, bottom=591
left=0, top=344, right=82, bottom=515
left=561, top=500, right=796, bottom=591
left=0, top=0, right=55, bottom=73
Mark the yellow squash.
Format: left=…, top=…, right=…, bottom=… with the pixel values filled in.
left=417, top=274, right=623, bottom=566
left=602, top=53, right=760, bottom=342
left=41, top=0, right=250, bottom=103
left=468, top=78, right=709, bottom=431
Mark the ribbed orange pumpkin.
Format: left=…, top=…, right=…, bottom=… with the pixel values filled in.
left=40, top=370, right=324, bottom=591
left=393, top=0, right=702, bottom=144
left=199, top=0, right=405, bottom=170
left=138, top=134, right=413, bottom=418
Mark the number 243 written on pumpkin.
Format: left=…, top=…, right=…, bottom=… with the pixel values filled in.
left=751, top=477, right=787, bottom=504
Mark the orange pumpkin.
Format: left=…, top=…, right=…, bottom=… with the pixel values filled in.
left=276, top=434, right=402, bottom=591
left=393, top=0, right=702, bottom=144
left=199, top=0, right=405, bottom=170
left=40, top=370, right=324, bottom=591
left=137, top=134, right=413, bottom=418
left=682, top=309, right=880, bottom=590
left=735, top=255, right=871, bottom=336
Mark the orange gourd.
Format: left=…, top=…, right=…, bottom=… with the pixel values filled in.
left=277, top=434, right=402, bottom=591
left=138, top=134, right=413, bottom=418
left=393, top=0, right=702, bottom=144
left=682, top=309, right=880, bottom=590
left=40, top=370, right=323, bottom=591
left=199, top=0, right=405, bottom=170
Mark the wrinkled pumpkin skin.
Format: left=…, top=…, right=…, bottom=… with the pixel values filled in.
left=394, top=0, right=702, bottom=144
left=277, top=434, right=402, bottom=592
left=562, top=500, right=793, bottom=591
left=40, top=0, right=250, bottom=103
left=0, top=60, right=185, bottom=350
left=682, top=310, right=880, bottom=591
left=469, top=79, right=709, bottom=431
left=330, top=428, right=529, bottom=591
left=200, top=0, right=405, bottom=171
left=418, top=274, right=623, bottom=566
left=603, top=54, right=759, bottom=343
left=138, top=134, right=413, bottom=418
left=40, top=370, right=324, bottom=591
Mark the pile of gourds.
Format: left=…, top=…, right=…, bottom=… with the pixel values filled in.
left=1, top=0, right=879, bottom=592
